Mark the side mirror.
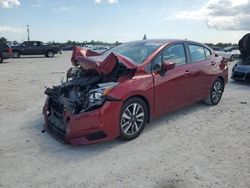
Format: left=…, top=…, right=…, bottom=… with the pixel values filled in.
left=162, top=61, right=176, bottom=71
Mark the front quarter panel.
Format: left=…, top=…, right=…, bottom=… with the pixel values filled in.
left=108, top=73, right=154, bottom=115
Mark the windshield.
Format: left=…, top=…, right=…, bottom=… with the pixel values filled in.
left=103, top=41, right=162, bottom=64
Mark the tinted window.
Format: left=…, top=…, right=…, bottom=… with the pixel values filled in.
left=23, top=42, right=31, bottom=47
left=152, top=54, right=162, bottom=71
left=188, top=45, right=206, bottom=63
left=204, top=48, right=212, bottom=59
left=162, top=44, right=186, bottom=66
left=152, top=43, right=187, bottom=71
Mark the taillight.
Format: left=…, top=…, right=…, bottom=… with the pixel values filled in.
left=220, top=57, right=228, bottom=70
left=8, top=48, right=12, bottom=53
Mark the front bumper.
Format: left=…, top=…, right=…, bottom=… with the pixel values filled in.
left=232, top=69, right=250, bottom=81
left=43, top=98, right=123, bottom=145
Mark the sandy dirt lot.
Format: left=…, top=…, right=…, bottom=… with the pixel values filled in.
left=0, top=52, right=249, bottom=188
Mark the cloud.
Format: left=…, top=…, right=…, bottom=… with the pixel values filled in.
left=94, top=0, right=118, bottom=4
left=0, top=0, right=20, bottom=8
left=0, top=25, right=24, bottom=33
left=173, top=0, right=250, bottom=31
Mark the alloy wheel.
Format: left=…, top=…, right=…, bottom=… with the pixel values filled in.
left=120, top=103, right=145, bottom=136
left=47, top=51, right=54, bottom=57
left=211, top=81, right=223, bottom=104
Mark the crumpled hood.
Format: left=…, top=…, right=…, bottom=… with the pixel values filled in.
left=71, top=47, right=137, bottom=75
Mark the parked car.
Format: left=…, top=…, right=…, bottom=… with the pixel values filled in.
left=43, top=39, right=228, bottom=145
left=232, top=58, right=250, bottom=81
left=61, top=45, right=75, bottom=51
left=83, top=44, right=94, bottom=49
left=213, top=46, right=240, bottom=61
left=12, top=41, right=61, bottom=58
left=224, top=46, right=241, bottom=60
left=90, top=45, right=109, bottom=53
left=0, top=41, right=13, bottom=63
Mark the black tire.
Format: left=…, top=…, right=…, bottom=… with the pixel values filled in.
left=0, top=54, right=3, bottom=63
left=119, top=97, right=148, bottom=141
left=46, top=50, right=54, bottom=58
left=13, top=51, right=20, bottom=58
left=204, top=78, right=224, bottom=105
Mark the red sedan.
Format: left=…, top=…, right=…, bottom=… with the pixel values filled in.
left=43, top=39, right=228, bottom=145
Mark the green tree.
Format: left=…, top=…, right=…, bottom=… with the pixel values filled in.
left=0, top=37, right=7, bottom=43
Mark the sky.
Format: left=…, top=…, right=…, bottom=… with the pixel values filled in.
left=0, top=0, right=249, bottom=43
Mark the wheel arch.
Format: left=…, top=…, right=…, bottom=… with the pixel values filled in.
left=46, top=49, right=55, bottom=53
left=123, top=95, right=151, bottom=123
left=217, top=76, right=225, bottom=91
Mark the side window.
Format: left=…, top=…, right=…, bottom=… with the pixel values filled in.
left=152, top=43, right=187, bottom=71
left=162, top=44, right=186, bottom=66
left=23, top=42, right=30, bottom=47
left=204, top=48, right=212, bottom=59
left=33, top=42, right=38, bottom=46
left=152, top=54, right=162, bottom=71
left=188, top=44, right=206, bottom=63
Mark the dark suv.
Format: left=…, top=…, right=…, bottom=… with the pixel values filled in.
left=0, top=41, right=13, bottom=63
left=12, top=41, right=61, bottom=58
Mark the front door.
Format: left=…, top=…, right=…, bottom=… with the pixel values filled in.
left=152, top=43, right=193, bottom=117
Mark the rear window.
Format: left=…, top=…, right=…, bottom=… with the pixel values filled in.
left=188, top=44, right=206, bottom=63
left=204, top=48, right=212, bottom=59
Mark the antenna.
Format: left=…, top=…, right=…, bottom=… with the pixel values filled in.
left=26, top=25, right=30, bottom=41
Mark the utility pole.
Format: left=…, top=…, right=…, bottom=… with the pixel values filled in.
left=26, top=25, right=30, bottom=41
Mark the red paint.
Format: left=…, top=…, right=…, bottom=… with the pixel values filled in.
left=43, top=39, right=228, bottom=145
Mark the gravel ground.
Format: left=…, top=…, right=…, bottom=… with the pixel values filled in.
left=0, top=52, right=249, bottom=188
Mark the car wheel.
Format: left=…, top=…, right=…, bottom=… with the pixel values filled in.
left=46, top=50, right=54, bottom=58
left=13, top=51, right=20, bottom=58
left=230, top=55, right=235, bottom=61
left=119, top=98, right=148, bottom=141
left=204, top=78, right=224, bottom=105
left=0, top=54, right=3, bottom=63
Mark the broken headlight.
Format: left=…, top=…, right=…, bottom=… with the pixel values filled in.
left=87, top=82, right=119, bottom=105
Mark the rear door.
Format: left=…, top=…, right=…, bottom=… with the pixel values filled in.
left=152, top=43, right=193, bottom=117
left=34, top=42, right=44, bottom=54
left=29, top=41, right=42, bottom=55
left=186, top=43, right=214, bottom=102
left=21, top=42, right=32, bottom=55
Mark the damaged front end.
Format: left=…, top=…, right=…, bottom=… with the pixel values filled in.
left=43, top=47, right=136, bottom=144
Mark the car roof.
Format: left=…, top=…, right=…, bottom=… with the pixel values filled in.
left=125, top=39, right=207, bottom=46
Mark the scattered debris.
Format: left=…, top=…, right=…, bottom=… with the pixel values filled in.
left=240, top=101, right=247, bottom=104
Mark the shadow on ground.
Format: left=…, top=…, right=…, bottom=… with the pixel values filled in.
left=28, top=101, right=209, bottom=161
